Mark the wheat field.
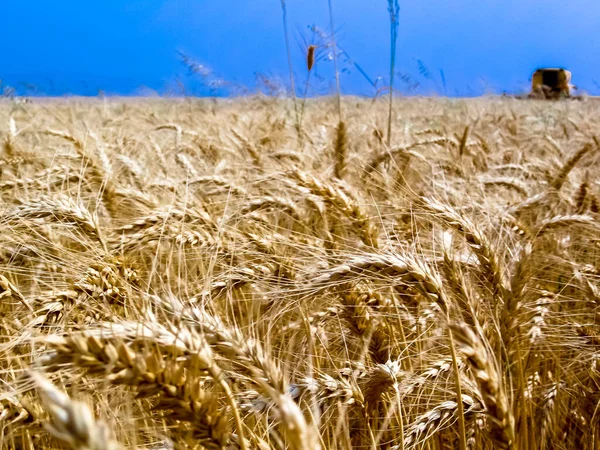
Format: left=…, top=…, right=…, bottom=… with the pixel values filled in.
left=0, top=96, right=599, bottom=450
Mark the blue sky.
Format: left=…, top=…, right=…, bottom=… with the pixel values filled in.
left=1, top=0, right=599, bottom=97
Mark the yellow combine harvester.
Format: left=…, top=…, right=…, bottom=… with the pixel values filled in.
left=529, top=68, right=574, bottom=99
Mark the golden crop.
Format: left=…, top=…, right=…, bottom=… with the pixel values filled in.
left=0, top=96, right=599, bottom=449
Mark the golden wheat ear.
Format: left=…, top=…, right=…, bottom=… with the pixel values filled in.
left=29, top=371, right=124, bottom=450
left=450, top=323, right=515, bottom=449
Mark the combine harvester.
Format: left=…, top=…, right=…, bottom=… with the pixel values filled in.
left=528, top=68, right=578, bottom=99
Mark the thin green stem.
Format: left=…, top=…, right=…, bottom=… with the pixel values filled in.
left=386, top=0, right=400, bottom=146
left=327, top=0, right=342, bottom=122
left=279, top=1, right=300, bottom=135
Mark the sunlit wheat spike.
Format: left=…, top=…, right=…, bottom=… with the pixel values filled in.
left=450, top=323, right=515, bottom=449
left=30, top=371, right=123, bottom=450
